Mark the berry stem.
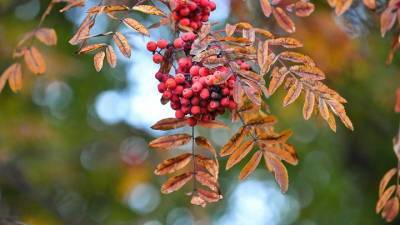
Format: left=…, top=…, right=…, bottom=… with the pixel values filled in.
left=192, top=125, right=197, bottom=192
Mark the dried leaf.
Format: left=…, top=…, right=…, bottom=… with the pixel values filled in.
left=132, top=5, right=166, bottom=17
left=303, top=89, right=315, bottom=120
left=379, top=168, right=397, bottom=196
left=161, top=172, right=193, bottom=194
left=377, top=185, right=396, bottom=213
left=113, top=32, right=131, bottom=58
left=195, top=155, right=219, bottom=178
left=79, top=43, right=106, bottom=54
left=195, top=171, right=219, bottom=192
left=154, top=153, right=192, bottom=175
left=272, top=7, right=296, bottom=33
left=191, top=195, right=206, bottom=207
left=335, top=0, right=353, bottom=16
left=221, top=127, right=249, bottom=156
left=24, top=46, right=46, bottom=75
left=151, top=118, right=188, bottom=130
left=265, top=154, right=289, bottom=192
left=283, top=79, right=302, bottom=107
left=69, top=15, right=94, bottom=45
left=327, top=111, right=337, bottom=132
left=149, top=133, right=192, bottom=150
left=93, top=51, right=105, bottom=72
left=239, top=151, right=263, bottom=180
left=318, top=98, right=330, bottom=120
left=105, top=46, right=117, bottom=68
left=382, top=197, right=399, bottom=222
left=395, top=88, right=400, bottom=113
left=259, top=143, right=298, bottom=165
left=246, top=115, right=277, bottom=127
left=269, top=67, right=287, bottom=95
left=225, top=23, right=237, bottom=36
left=279, top=51, right=315, bottom=66
left=123, top=18, right=150, bottom=36
left=35, top=28, right=57, bottom=46
left=198, top=120, right=229, bottom=129
left=226, top=140, right=255, bottom=170
left=381, top=7, right=397, bottom=37
left=195, top=136, right=217, bottom=157
left=294, top=1, right=315, bottom=17
left=289, top=65, right=325, bottom=80
left=0, top=63, right=21, bottom=93
left=197, top=188, right=223, bottom=203
left=269, top=37, right=303, bottom=48
left=260, top=0, right=272, bottom=17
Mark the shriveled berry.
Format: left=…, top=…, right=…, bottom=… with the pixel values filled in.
left=147, top=41, right=157, bottom=52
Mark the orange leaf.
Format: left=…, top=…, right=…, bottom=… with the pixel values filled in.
left=289, top=65, right=325, bottom=80
left=35, top=28, right=57, bottom=46
left=161, top=172, right=193, bottom=194
left=151, top=118, right=188, bottom=130
left=265, top=154, right=289, bottom=193
left=260, top=0, right=272, bottom=17
left=79, top=43, right=107, bottom=54
left=198, top=120, right=229, bottom=129
left=93, top=51, right=105, bottom=72
left=195, top=136, right=217, bottom=157
left=220, top=126, right=249, bottom=156
left=303, top=89, right=315, bottom=120
left=377, top=185, right=396, bottom=213
left=123, top=18, right=150, bottom=36
left=283, top=79, right=302, bottom=107
left=132, top=5, right=166, bottom=17
left=154, top=153, right=192, bottom=175
left=272, top=7, right=295, bottom=33
left=113, top=32, right=131, bottom=58
left=239, top=151, right=263, bottom=180
left=379, top=168, right=397, bottom=196
left=24, top=46, right=46, bottom=75
left=149, top=133, right=192, bottom=150
left=195, top=171, right=219, bottom=192
left=382, top=197, right=399, bottom=222
left=105, top=46, right=117, bottom=68
left=226, top=140, right=255, bottom=170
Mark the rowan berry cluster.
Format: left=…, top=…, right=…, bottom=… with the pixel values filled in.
left=147, top=32, right=241, bottom=126
left=172, top=0, right=216, bottom=30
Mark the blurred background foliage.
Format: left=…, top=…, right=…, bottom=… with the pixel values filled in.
left=0, top=0, right=400, bottom=225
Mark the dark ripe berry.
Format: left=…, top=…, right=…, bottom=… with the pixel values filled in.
left=182, top=88, right=193, bottom=98
left=166, top=78, right=177, bottom=89
left=173, top=38, right=185, bottom=48
left=162, top=90, right=172, bottom=100
left=222, top=87, right=230, bottom=96
left=240, top=62, right=251, bottom=70
left=229, top=100, right=237, bottom=110
left=191, top=96, right=200, bottom=105
left=171, top=94, right=180, bottom=103
left=192, top=82, right=203, bottom=92
left=187, top=117, right=197, bottom=126
left=199, top=67, right=209, bottom=76
left=200, top=100, right=208, bottom=107
left=180, top=98, right=190, bottom=105
left=153, top=54, right=164, bottom=64
left=180, top=18, right=191, bottom=26
left=179, top=7, right=190, bottom=16
left=209, top=1, right=216, bottom=11
left=211, top=92, right=221, bottom=100
left=157, top=39, right=168, bottom=49
left=200, top=0, right=210, bottom=7
left=190, top=22, right=199, bottom=30
left=155, top=72, right=164, bottom=81
left=200, top=88, right=210, bottom=99
left=202, top=114, right=212, bottom=121
left=181, top=106, right=190, bottom=114
left=217, top=108, right=225, bottom=115
left=190, top=65, right=200, bottom=76
left=175, top=73, right=185, bottom=84
left=147, top=41, right=157, bottom=52
left=201, top=15, right=209, bottom=22
left=182, top=32, right=196, bottom=42
left=174, top=85, right=184, bottom=94
left=175, top=110, right=185, bottom=119
left=221, top=97, right=230, bottom=107
left=171, top=101, right=181, bottom=110
left=158, top=83, right=166, bottom=93
left=188, top=2, right=198, bottom=11
left=210, top=101, right=220, bottom=109
left=191, top=106, right=201, bottom=115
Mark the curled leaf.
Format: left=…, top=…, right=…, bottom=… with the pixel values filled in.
left=154, top=153, right=192, bottom=175
left=161, top=172, right=193, bottom=194
left=149, top=133, right=192, bottom=150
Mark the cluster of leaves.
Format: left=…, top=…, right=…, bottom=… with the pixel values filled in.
left=70, top=3, right=167, bottom=71
left=0, top=0, right=84, bottom=93
left=258, top=0, right=315, bottom=33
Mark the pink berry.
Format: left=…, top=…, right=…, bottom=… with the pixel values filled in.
left=180, top=18, right=190, bottom=26
left=190, top=66, right=200, bottom=76
left=192, top=82, right=203, bottom=92
left=153, top=54, right=163, bottom=64
left=147, top=41, right=157, bottom=52
left=157, top=39, right=168, bottom=49
left=191, top=106, right=201, bottom=115
left=173, top=38, right=185, bottom=48
left=175, top=73, right=185, bottom=84
left=182, top=88, right=193, bottom=98
left=200, top=88, right=210, bottom=99
left=166, top=78, right=177, bottom=89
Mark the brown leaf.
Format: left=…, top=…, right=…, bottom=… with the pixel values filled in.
left=269, top=67, right=287, bottom=95
left=318, top=98, right=330, bottom=120
left=198, top=120, right=229, bottom=129
left=195, top=136, right=217, bottom=157
left=260, top=0, right=272, bottom=17
left=334, top=0, right=353, bottom=16
left=24, top=46, right=46, bottom=75
left=279, top=51, right=315, bottom=66
left=259, top=143, right=298, bottom=165
left=239, top=151, right=263, bottom=180
left=79, top=43, right=107, bottom=54
left=123, top=18, right=150, bottom=36
left=161, top=172, right=193, bottom=194
left=289, top=65, right=325, bottom=80
left=197, top=188, right=223, bottom=203
left=283, top=79, right=302, bottom=107
left=0, top=63, right=21, bottom=93
left=195, top=155, right=219, bottom=178
left=191, top=195, right=206, bottom=207
left=303, top=89, right=315, bottom=120
left=254, top=28, right=274, bottom=38
left=225, top=23, right=237, bottom=36
left=35, top=28, right=57, bottom=46
left=154, top=153, right=192, bottom=175
left=379, top=168, right=397, bottom=196
left=69, top=15, right=94, bottom=45
left=326, top=99, right=354, bottom=130
left=226, top=140, right=255, bottom=170
left=149, top=133, right=192, bottom=150
left=151, top=118, right=188, bottom=130
left=265, top=154, right=289, bottom=193
left=363, top=0, right=376, bottom=9
left=294, top=1, right=315, bottom=17
left=381, top=7, right=397, bottom=37
left=220, top=126, right=249, bottom=156
left=105, top=46, right=117, bottom=68
left=272, top=7, right=296, bottom=33
left=195, top=171, right=219, bottom=192
left=246, top=115, right=277, bottom=127
left=327, top=111, right=337, bottom=132
left=395, top=88, right=400, bottom=113
left=93, top=51, right=105, bottom=72
left=268, top=37, right=303, bottom=48
left=382, top=197, right=399, bottom=222
left=377, top=185, right=396, bottom=213
left=132, top=5, right=166, bottom=17
left=113, top=32, right=131, bottom=58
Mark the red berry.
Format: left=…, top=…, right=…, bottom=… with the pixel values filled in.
left=209, top=1, right=216, bottom=11
left=188, top=2, right=198, bottom=11
left=174, top=85, right=184, bottom=94
left=199, top=77, right=207, bottom=85
left=199, top=67, right=209, bottom=76
left=155, top=72, right=164, bottom=81
left=182, top=88, right=193, bottom=98
left=240, top=62, right=251, bottom=70
left=162, top=90, right=172, bottom=100
left=179, top=7, right=190, bottom=16
left=200, top=0, right=210, bottom=7
left=182, top=32, right=196, bottom=42
left=175, top=110, right=185, bottom=119
left=175, top=73, right=185, bottom=84
left=171, top=101, right=181, bottom=110
left=157, top=39, right=168, bottom=49
left=147, top=41, right=157, bottom=52
left=173, top=38, right=185, bottom=48
left=187, top=117, right=197, bottom=126
left=178, top=58, right=191, bottom=68
left=180, top=98, right=190, bottom=105
left=190, top=66, right=200, bottom=76
left=181, top=106, right=190, bottom=114
left=166, top=78, right=177, bottom=89
left=229, top=101, right=237, bottom=110
left=191, top=106, right=201, bottom=115
left=192, top=82, right=203, bottom=92
left=191, top=96, right=200, bottom=105
left=221, top=97, right=230, bottom=107
left=158, top=83, right=166, bottom=93
left=222, top=88, right=230, bottom=96
left=180, top=18, right=190, bottom=26
left=200, top=88, right=210, bottom=99
left=153, top=54, right=164, bottom=64
left=190, top=22, right=199, bottom=30
left=210, top=101, right=220, bottom=109
left=192, top=76, right=200, bottom=83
